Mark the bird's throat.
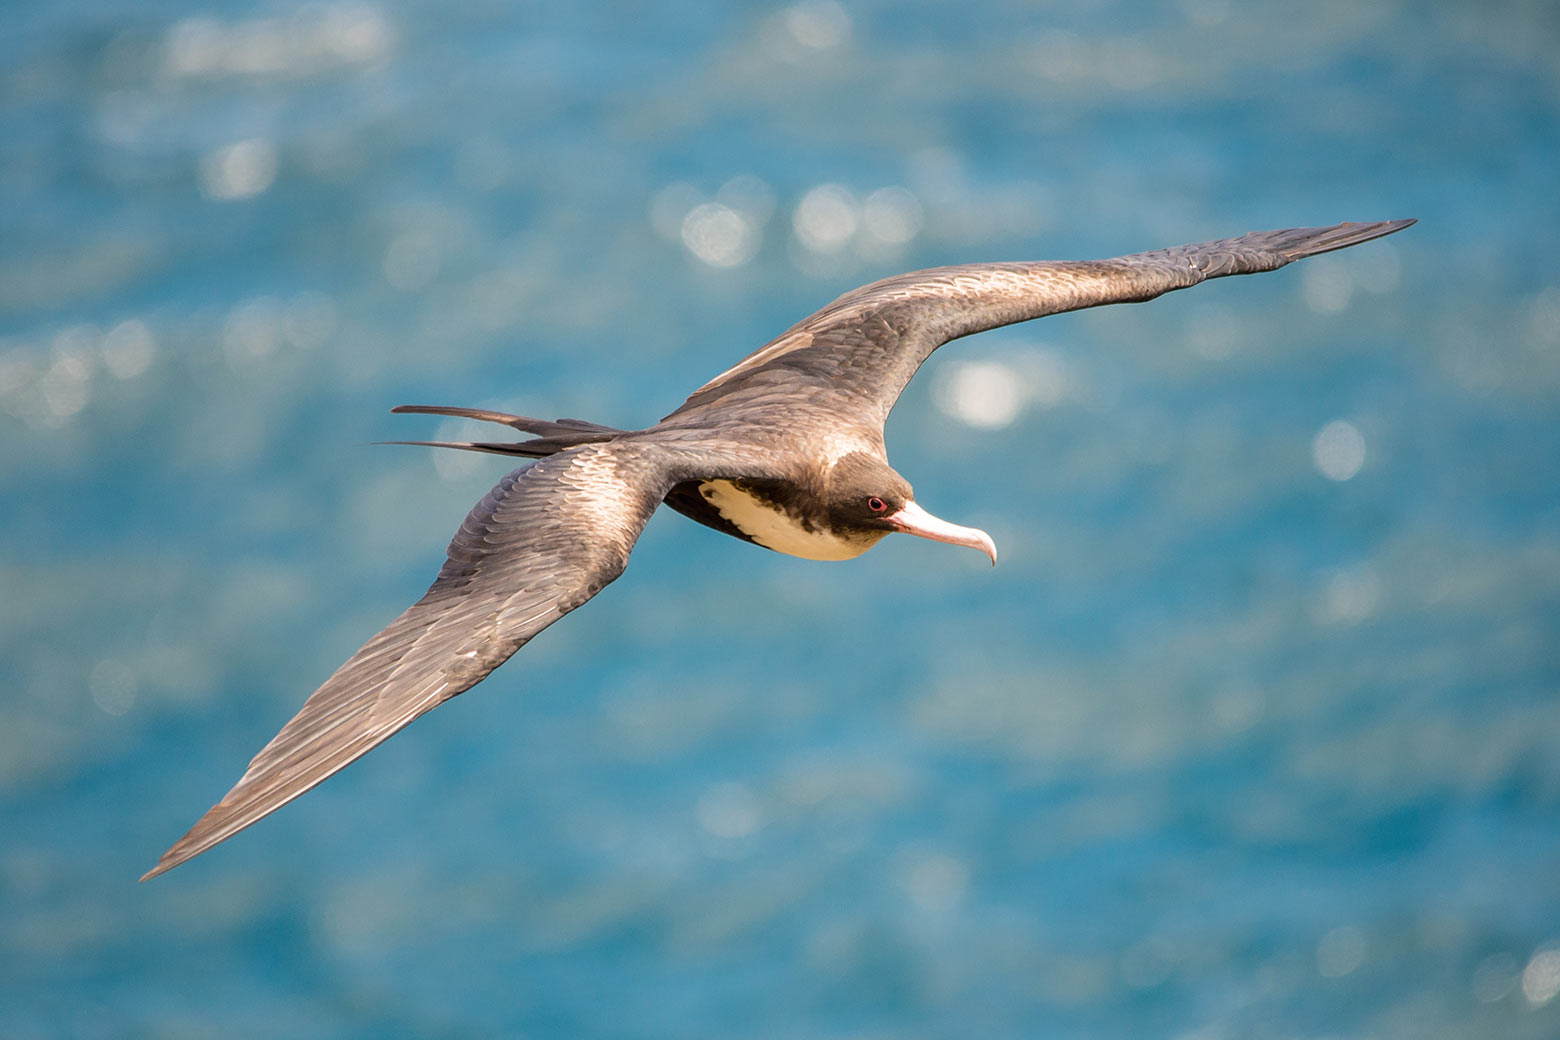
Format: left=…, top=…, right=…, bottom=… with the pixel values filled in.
left=697, top=480, right=879, bottom=561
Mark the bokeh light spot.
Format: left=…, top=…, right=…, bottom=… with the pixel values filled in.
left=38, top=344, right=94, bottom=426
left=100, top=320, right=157, bottom=380
left=1523, top=945, right=1560, bottom=1006
left=222, top=298, right=282, bottom=362
left=1312, top=419, right=1366, bottom=481
left=900, top=852, right=969, bottom=913
left=284, top=292, right=338, bottom=350
left=934, top=360, right=1026, bottom=429
left=783, top=0, right=851, bottom=51
left=1028, top=30, right=1091, bottom=82
left=164, top=5, right=394, bottom=80
left=90, top=660, right=139, bottom=717
left=697, top=782, right=762, bottom=840
left=1317, top=925, right=1366, bottom=977
left=861, top=187, right=923, bottom=246
left=681, top=203, right=759, bottom=268
left=383, top=230, right=445, bottom=290
left=1302, top=256, right=1353, bottom=314
left=199, top=139, right=277, bottom=201
left=793, top=185, right=859, bottom=255
left=1314, top=565, right=1382, bottom=626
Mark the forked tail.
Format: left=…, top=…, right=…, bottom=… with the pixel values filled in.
left=381, top=404, right=629, bottom=458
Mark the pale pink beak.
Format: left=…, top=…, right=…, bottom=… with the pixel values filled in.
left=885, top=501, right=997, bottom=565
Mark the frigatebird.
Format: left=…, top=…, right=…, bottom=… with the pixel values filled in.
left=143, top=219, right=1413, bottom=879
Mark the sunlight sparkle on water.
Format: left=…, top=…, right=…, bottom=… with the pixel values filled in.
left=765, top=0, right=851, bottom=59
left=697, top=782, right=762, bottom=840
left=1314, top=564, right=1382, bottom=626
left=199, top=139, right=277, bottom=201
left=1317, top=925, right=1366, bottom=978
left=384, top=230, right=446, bottom=290
left=100, top=320, right=157, bottom=380
left=163, top=5, right=394, bottom=80
left=89, top=660, right=138, bottom=717
left=222, top=299, right=283, bottom=362
left=1312, top=419, right=1366, bottom=481
left=1027, top=30, right=1091, bottom=82
left=38, top=345, right=93, bottom=425
left=283, top=293, right=338, bottom=350
left=1523, top=945, right=1560, bottom=1006
left=1302, top=256, right=1354, bottom=314
left=682, top=203, right=760, bottom=268
left=5, top=5, right=1557, bottom=1035
left=861, top=187, right=923, bottom=246
left=899, top=851, right=969, bottom=914
left=793, top=185, right=859, bottom=255
left=933, top=360, right=1026, bottom=429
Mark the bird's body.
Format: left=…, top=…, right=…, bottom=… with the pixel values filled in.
left=144, top=219, right=1413, bottom=880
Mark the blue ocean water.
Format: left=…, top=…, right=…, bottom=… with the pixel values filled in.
left=3, top=1, right=1559, bottom=1036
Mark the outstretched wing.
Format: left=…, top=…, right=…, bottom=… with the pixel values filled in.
left=663, top=220, right=1414, bottom=429
left=143, top=444, right=673, bottom=880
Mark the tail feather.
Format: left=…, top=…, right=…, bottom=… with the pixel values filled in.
left=390, top=405, right=626, bottom=440
left=387, top=405, right=629, bottom=458
left=376, top=439, right=554, bottom=458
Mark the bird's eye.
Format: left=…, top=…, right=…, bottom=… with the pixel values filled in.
left=867, top=496, right=887, bottom=513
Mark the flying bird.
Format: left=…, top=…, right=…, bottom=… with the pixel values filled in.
left=144, top=219, right=1413, bottom=879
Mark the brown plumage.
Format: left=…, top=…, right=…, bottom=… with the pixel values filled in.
left=143, top=220, right=1413, bottom=880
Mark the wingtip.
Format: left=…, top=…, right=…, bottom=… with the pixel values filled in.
left=1336, top=217, right=1418, bottom=245
left=139, top=855, right=176, bottom=883
left=140, top=826, right=209, bottom=881
left=1343, top=217, right=1415, bottom=229
left=1265, top=218, right=1416, bottom=262
left=1365, top=217, right=1417, bottom=235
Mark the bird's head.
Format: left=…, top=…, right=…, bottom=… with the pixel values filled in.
left=826, top=453, right=997, bottom=565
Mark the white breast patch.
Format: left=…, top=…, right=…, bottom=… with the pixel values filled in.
left=698, top=480, right=869, bottom=561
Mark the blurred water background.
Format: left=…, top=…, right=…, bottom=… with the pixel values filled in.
left=3, top=1, right=1560, bottom=1037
